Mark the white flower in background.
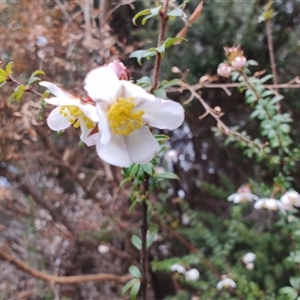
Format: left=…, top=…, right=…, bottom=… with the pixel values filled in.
left=228, top=192, right=259, bottom=203
left=39, top=82, right=99, bottom=146
left=181, top=213, right=190, bottom=225
left=280, top=191, right=300, bottom=208
left=171, top=264, right=186, bottom=274
left=254, top=198, right=292, bottom=212
left=84, top=66, right=184, bottom=167
left=242, top=252, right=256, bottom=270
left=97, top=244, right=110, bottom=254
left=164, top=149, right=178, bottom=163
left=217, top=275, right=236, bottom=290
left=185, top=268, right=200, bottom=281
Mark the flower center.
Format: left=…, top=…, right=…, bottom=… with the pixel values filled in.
left=107, top=98, right=145, bottom=136
left=59, top=105, right=94, bottom=129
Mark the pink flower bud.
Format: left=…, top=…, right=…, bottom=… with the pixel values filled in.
left=217, top=63, right=232, bottom=78
left=107, top=60, right=130, bottom=80
left=231, top=56, right=247, bottom=71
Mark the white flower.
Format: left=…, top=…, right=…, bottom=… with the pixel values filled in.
left=242, top=252, right=256, bottom=264
left=185, top=268, right=200, bottom=281
left=280, top=191, right=300, bottom=208
left=84, top=66, right=184, bottom=167
left=171, top=264, right=186, bottom=274
left=228, top=192, right=259, bottom=203
left=217, top=276, right=236, bottom=290
left=40, top=82, right=99, bottom=146
left=97, top=244, right=110, bottom=254
left=164, top=149, right=178, bottom=163
left=254, top=198, right=292, bottom=212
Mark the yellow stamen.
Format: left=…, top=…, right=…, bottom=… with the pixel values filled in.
left=107, top=98, right=144, bottom=136
left=58, top=105, right=94, bottom=129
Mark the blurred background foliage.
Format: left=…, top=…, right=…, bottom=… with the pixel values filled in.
left=0, top=0, right=300, bottom=299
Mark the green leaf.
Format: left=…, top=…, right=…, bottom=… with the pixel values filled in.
left=156, top=43, right=166, bottom=56
left=142, top=163, right=154, bottom=176
left=5, top=62, right=13, bottom=76
left=28, top=76, right=41, bottom=86
left=129, top=265, right=142, bottom=278
left=155, top=172, right=180, bottom=180
left=129, top=164, right=140, bottom=177
left=121, top=278, right=138, bottom=297
left=153, top=88, right=167, bottom=99
left=278, top=286, right=298, bottom=299
left=259, top=74, right=273, bottom=84
left=247, top=59, right=258, bottom=66
left=120, top=177, right=131, bottom=187
left=164, top=37, right=187, bottom=48
left=131, top=235, right=142, bottom=250
left=290, top=277, right=300, bottom=290
left=31, top=69, right=45, bottom=77
left=154, top=134, right=170, bottom=143
left=269, top=95, right=283, bottom=105
left=0, top=68, right=7, bottom=79
left=159, top=79, right=182, bottom=89
left=132, top=9, right=151, bottom=25
left=167, top=7, right=184, bottom=17
left=130, top=280, right=141, bottom=300
left=0, top=76, right=7, bottom=83
left=147, top=229, right=158, bottom=249
left=129, top=48, right=156, bottom=65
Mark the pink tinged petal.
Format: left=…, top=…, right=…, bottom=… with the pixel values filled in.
left=45, top=96, right=81, bottom=107
left=80, top=124, right=98, bottom=146
left=79, top=103, right=99, bottom=123
left=84, top=67, right=120, bottom=105
left=120, top=81, right=154, bottom=100
left=136, top=98, right=185, bottom=130
left=40, top=81, right=79, bottom=102
left=96, top=135, right=131, bottom=168
left=96, top=104, right=111, bottom=145
left=47, top=107, right=71, bottom=131
left=125, top=127, right=159, bottom=164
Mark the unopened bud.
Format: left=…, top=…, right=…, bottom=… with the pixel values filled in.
left=217, top=63, right=232, bottom=78
left=107, top=60, right=130, bottom=80
left=231, top=56, right=247, bottom=71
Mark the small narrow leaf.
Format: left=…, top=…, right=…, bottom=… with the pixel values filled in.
left=129, top=265, right=142, bottom=279
left=147, top=229, right=158, bottom=249
left=155, top=172, right=180, bottom=180
left=31, top=69, right=45, bottom=77
left=131, top=235, right=142, bottom=250
left=167, top=7, right=184, bottom=17
left=154, top=134, right=170, bottom=143
left=28, top=76, right=41, bottom=86
left=132, top=9, right=151, bottom=25
left=130, top=280, right=141, bottom=300
left=5, top=62, right=13, bottom=76
left=121, top=278, right=138, bottom=296
left=0, top=68, right=7, bottom=78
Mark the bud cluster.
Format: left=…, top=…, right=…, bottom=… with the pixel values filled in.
left=217, top=46, right=247, bottom=78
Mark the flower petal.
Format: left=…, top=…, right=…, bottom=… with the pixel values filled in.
left=40, top=81, right=80, bottom=106
left=125, top=127, right=159, bottom=164
left=136, top=97, right=184, bottom=130
left=80, top=123, right=98, bottom=146
left=84, top=67, right=120, bottom=105
left=47, top=107, right=71, bottom=131
left=96, top=134, right=131, bottom=167
left=96, top=104, right=111, bottom=145
left=79, top=103, right=99, bottom=123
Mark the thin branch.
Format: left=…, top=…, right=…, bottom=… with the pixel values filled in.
left=0, top=245, right=132, bottom=284
left=265, top=18, right=278, bottom=95
left=152, top=0, right=170, bottom=90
